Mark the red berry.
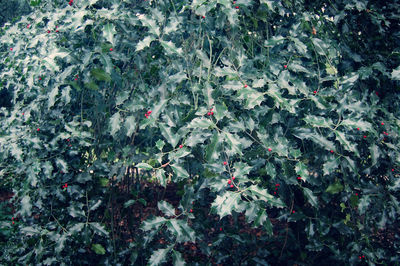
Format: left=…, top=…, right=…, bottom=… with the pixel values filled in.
left=147, top=110, right=152, bottom=114
left=297, top=177, right=301, bottom=180
left=56, top=30, right=59, bottom=32
left=359, top=256, right=362, bottom=259
left=190, top=209, right=193, bottom=213
left=12, top=221, right=15, bottom=224
left=292, top=210, right=295, bottom=213
left=235, top=6, right=239, bottom=9
left=375, top=91, right=379, bottom=96
left=313, top=90, right=317, bottom=94
left=67, top=139, right=70, bottom=142
left=362, top=255, right=365, bottom=258
left=232, top=176, right=235, bottom=180
left=363, top=135, right=367, bottom=138
left=12, top=217, right=14, bottom=220
left=330, top=150, right=334, bottom=153
left=357, top=128, right=360, bottom=130
left=233, top=1, right=236, bottom=3
left=223, top=161, right=227, bottom=165
left=27, top=24, right=30, bottom=28
left=274, top=192, right=276, bottom=194
left=230, top=184, right=234, bottom=188
left=244, top=84, right=248, bottom=88
left=22, top=113, right=24, bottom=116
left=210, top=107, right=213, bottom=111
left=202, top=16, right=205, bottom=19
left=179, top=144, right=183, bottom=149
left=37, top=128, right=40, bottom=131
left=10, top=48, right=13, bottom=51
left=392, top=169, right=394, bottom=172
left=210, top=112, right=214, bottom=115
left=284, top=65, right=287, bottom=69
left=207, top=112, right=211, bottom=116
left=69, top=0, right=73, bottom=5
left=355, top=193, right=358, bottom=196
left=228, top=180, right=232, bottom=185
left=47, top=30, right=50, bottom=33
left=275, top=187, right=278, bottom=190
left=110, top=48, right=113, bottom=51
left=381, top=122, right=384, bottom=125
left=276, top=183, right=280, bottom=186
left=74, top=78, right=77, bottom=81
left=220, top=227, right=222, bottom=231
left=268, top=148, right=272, bottom=152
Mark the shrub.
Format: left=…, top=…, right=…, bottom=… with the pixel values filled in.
left=1, top=0, right=399, bottom=265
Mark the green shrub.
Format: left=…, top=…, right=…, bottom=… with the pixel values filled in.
left=1, top=0, right=399, bottom=265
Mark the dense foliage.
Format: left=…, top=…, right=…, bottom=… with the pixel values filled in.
left=1, top=0, right=399, bottom=265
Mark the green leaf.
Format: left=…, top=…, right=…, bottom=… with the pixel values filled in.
left=142, top=216, right=168, bottom=231
left=171, top=164, right=189, bottom=181
left=124, top=199, right=136, bottom=208
left=156, top=139, right=165, bottom=151
left=91, top=244, right=106, bottom=255
left=326, top=181, right=343, bottom=194
left=236, top=87, right=264, bottom=109
left=303, top=115, right=333, bottom=128
left=156, top=169, right=167, bottom=188
left=159, top=123, right=180, bottom=148
left=158, top=201, right=176, bottom=217
left=295, top=162, right=309, bottom=182
left=358, top=196, right=371, bottom=215
left=90, top=68, right=111, bottom=82
left=172, top=250, right=186, bottom=266
left=246, top=185, right=286, bottom=208
left=205, top=131, right=220, bottom=162
left=391, top=65, right=400, bottom=80
left=109, top=112, right=121, bottom=137
left=160, top=40, right=183, bottom=56
left=334, top=130, right=359, bottom=157
left=135, top=163, right=153, bottom=170
left=20, top=195, right=32, bottom=216
left=125, top=116, right=136, bottom=137
left=187, top=117, right=214, bottom=129
left=167, top=219, right=196, bottom=242
left=303, top=187, right=318, bottom=207
left=149, top=246, right=172, bottom=266
left=136, top=36, right=156, bottom=52
left=90, top=223, right=109, bottom=237
left=211, top=191, right=246, bottom=219
left=103, top=23, right=117, bottom=46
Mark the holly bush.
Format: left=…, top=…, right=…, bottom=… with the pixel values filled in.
left=1, top=0, right=400, bottom=265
